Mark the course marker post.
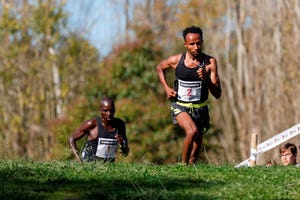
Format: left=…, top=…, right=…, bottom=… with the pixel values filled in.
left=248, top=132, right=258, bottom=167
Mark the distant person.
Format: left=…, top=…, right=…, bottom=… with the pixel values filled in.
left=68, top=96, right=129, bottom=162
left=156, top=25, right=221, bottom=165
left=279, top=143, right=299, bottom=166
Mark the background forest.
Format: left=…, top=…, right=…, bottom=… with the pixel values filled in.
left=0, top=0, right=299, bottom=165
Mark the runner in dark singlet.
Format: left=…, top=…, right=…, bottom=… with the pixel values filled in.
left=156, top=26, right=221, bottom=165
left=68, top=97, right=129, bottom=162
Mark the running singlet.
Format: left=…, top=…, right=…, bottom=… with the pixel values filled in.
left=82, top=117, right=124, bottom=160
left=95, top=137, right=118, bottom=158
left=174, top=53, right=209, bottom=103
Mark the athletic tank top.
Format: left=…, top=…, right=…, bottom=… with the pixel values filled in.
left=174, top=53, right=209, bottom=103
left=82, top=117, right=120, bottom=159
left=94, top=117, right=118, bottom=158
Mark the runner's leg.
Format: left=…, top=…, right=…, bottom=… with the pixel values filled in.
left=176, top=112, right=198, bottom=164
left=189, top=133, right=203, bottom=164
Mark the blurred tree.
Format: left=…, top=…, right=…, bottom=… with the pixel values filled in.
left=219, top=0, right=300, bottom=164
left=0, top=0, right=100, bottom=160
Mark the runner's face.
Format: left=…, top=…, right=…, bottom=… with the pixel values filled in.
left=280, top=149, right=296, bottom=166
left=100, top=101, right=115, bottom=122
left=184, top=33, right=203, bottom=58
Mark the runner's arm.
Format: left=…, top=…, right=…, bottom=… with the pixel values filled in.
left=207, top=57, right=221, bottom=99
left=156, top=55, right=180, bottom=100
left=68, top=119, right=96, bottom=162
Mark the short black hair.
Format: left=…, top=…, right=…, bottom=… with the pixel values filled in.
left=182, top=26, right=203, bottom=41
left=100, top=96, right=115, bottom=107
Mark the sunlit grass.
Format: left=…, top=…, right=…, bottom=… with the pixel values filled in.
left=0, top=160, right=299, bottom=199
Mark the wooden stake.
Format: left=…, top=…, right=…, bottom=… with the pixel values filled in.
left=249, top=132, right=258, bottom=167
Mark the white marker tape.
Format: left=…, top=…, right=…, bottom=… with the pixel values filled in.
left=235, top=123, right=300, bottom=167
left=249, top=148, right=257, bottom=161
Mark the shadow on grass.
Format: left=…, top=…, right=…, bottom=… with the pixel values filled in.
left=0, top=165, right=225, bottom=200
left=0, top=176, right=224, bottom=200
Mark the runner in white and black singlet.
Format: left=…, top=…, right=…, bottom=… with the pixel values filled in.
left=156, top=25, right=221, bottom=165
left=68, top=97, right=129, bottom=163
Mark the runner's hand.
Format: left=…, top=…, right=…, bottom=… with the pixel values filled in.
left=197, top=68, right=207, bottom=81
left=115, top=135, right=124, bottom=145
left=166, top=87, right=177, bottom=100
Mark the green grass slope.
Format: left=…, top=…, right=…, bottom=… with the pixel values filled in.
left=0, top=160, right=299, bottom=200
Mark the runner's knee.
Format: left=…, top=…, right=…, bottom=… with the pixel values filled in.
left=184, top=125, right=198, bottom=138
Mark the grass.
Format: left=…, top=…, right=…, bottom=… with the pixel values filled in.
left=0, top=160, right=299, bottom=200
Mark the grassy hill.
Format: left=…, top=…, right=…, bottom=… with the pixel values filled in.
left=0, top=160, right=299, bottom=199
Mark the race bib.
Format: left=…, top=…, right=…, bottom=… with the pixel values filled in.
left=95, top=138, right=118, bottom=158
left=177, top=79, right=202, bottom=102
